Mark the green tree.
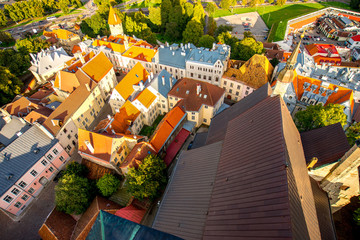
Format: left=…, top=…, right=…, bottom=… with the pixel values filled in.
left=64, top=162, right=89, bottom=178
left=0, top=49, right=30, bottom=76
left=242, top=0, right=247, bottom=6
left=149, top=7, right=162, bottom=29
left=192, top=2, right=205, bottom=24
left=294, top=104, right=347, bottom=132
left=249, top=0, right=259, bottom=7
left=268, top=0, right=274, bottom=4
left=55, top=174, right=94, bottom=214
left=183, top=20, right=203, bottom=45
left=96, top=174, right=121, bottom=197
left=183, top=2, right=194, bottom=19
left=0, top=66, right=22, bottom=106
left=161, top=0, right=172, bottom=28
left=217, top=31, right=237, bottom=47
left=346, top=122, right=360, bottom=146
left=0, top=31, right=14, bottom=44
left=354, top=202, right=360, bottom=225
left=270, top=58, right=280, bottom=67
left=169, top=5, right=185, bottom=32
left=276, top=0, right=286, bottom=6
left=220, top=0, right=232, bottom=10
left=214, top=24, right=233, bottom=37
left=165, top=22, right=181, bottom=41
left=234, top=37, right=263, bottom=60
left=81, top=12, right=109, bottom=37
left=259, top=0, right=265, bottom=4
left=16, top=38, right=50, bottom=54
left=206, top=2, right=217, bottom=17
left=198, top=34, right=215, bottom=48
left=126, top=155, right=167, bottom=200
left=350, top=0, right=360, bottom=9
left=206, top=16, right=217, bottom=36
left=0, top=9, right=7, bottom=26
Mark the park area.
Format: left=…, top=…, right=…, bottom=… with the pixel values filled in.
left=214, top=2, right=355, bottom=42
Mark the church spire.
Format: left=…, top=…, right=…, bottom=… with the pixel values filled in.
left=108, top=6, right=123, bottom=36
left=286, top=39, right=302, bottom=70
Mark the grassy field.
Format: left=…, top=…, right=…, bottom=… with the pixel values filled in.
left=214, top=2, right=354, bottom=42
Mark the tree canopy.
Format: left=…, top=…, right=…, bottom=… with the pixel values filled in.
left=15, top=38, right=50, bottom=54
left=0, top=67, right=22, bottom=106
left=183, top=20, right=203, bottom=45
left=55, top=174, right=95, bottom=214
left=233, top=37, right=263, bottom=60
left=96, top=174, right=121, bottom=197
left=205, top=2, right=217, bottom=17
left=126, top=155, right=167, bottom=200
left=276, top=0, right=286, bottom=6
left=64, top=162, right=89, bottom=178
left=294, top=103, right=347, bottom=132
left=198, top=34, right=215, bottom=49
left=346, top=122, right=360, bottom=146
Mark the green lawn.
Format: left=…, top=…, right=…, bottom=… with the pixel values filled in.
left=214, top=2, right=354, bottom=42
left=139, top=114, right=165, bottom=137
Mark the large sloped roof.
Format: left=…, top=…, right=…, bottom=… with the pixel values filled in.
left=81, top=51, right=113, bottom=83
left=206, top=83, right=272, bottom=145
left=300, top=123, right=351, bottom=168
left=202, top=96, right=321, bottom=239
left=108, top=6, right=122, bottom=25
left=153, top=141, right=223, bottom=240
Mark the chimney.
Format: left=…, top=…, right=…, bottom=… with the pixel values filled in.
left=150, top=72, right=154, bottom=79
left=196, top=83, right=201, bottom=95
left=148, top=75, right=151, bottom=83
left=139, top=81, right=144, bottom=91
left=170, top=77, right=173, bottom=89
left=180, top=43, right=183, bottom=48
left=85, top=140, right=94, bottom=154
left=172, top=51, right=175, bottom=56
left=79, top=53, right=85, bottom=64
left=107, top=115, right=111, bottom=120
left=162, top=76, right=165, bottom=85
left=85, top=83, right=91, bottom=92
left=307, top=157, right=318, bottom=169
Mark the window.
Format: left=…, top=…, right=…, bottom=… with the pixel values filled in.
left=230, top=83, right=233, bottom=88
left=41, top=160, right=48, bottom=166
left=191, top=73, right=193, bottom=77
left=75, top=134, right=78, bottom=139
left=3, top=195, right=13, bottom=203
left=170, top=103, right=173, bottom=107
left=236, top=91, right=239, bottom=96
left=28, top=188, right=35, bottom=194
left=203, top=75, right=206, bottom=80
left=67, top=134, right=71, bottom=140
left=205, top=106, right=208, bottom=109
left=204, top=118, right=207, bottom=123
left=85, top=118, right=89, bottom=123
left=245, top=91, right=249, bottom=95
left=77, top=117, right=81, bottom=122
left=59, top=156, right=64, bottom=162
left=47, top=154, right=53, bottom=160
left=49, top=167, right=54, bottom=172
left=30, top=170, right=38, bottom=177
left=72, top=140, right=76, bottom=146
left=63, top=128, right=67, bottom=134
left=52, top=149, right=59, bottom=155
left=191, top=116, right=195, bottom=120
left=82, top=121, right=86, bottom=126
left=162, top=104, right=165, bottom=108
left=237, top=85, right=240, bottom=90
left=18, top=181, right=27, bottom=188
left=66, top=145, right=72, bottom=151
left=21, top=194, right=29, bottom=201
left=11, top=188, right=20, bottom=195
left=198, top=74, right=201, bottom=78
left=14, top=202, right=22, bottom=208
left=216, top=77, right=219, bottom=82
left=229, top=89, right=232, bottom=94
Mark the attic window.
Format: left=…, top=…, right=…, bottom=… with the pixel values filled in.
left=186, top=90, right=189, bottom=94
left=6, top=174, right=13, bottom=180
left=204, top=95, right=207, bottom=99
left=135, top=74, right=139, bottom=77
left=176, top=88, right=179, bottom=92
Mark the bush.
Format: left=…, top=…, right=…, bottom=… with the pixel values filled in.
left=64, top=162, right=89, bottom=178
left=96, top=174, right=121, bottom=197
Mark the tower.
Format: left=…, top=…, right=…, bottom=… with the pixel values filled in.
left=108, top=6, right=123, bottom=36
left=272, top=39, right=302, bottom=97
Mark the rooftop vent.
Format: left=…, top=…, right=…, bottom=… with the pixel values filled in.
left=33, top=148, right=40, bottom=154
left=6, top=174, right=13, bottom=180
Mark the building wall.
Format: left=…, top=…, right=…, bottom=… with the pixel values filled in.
left=121, top=57, right=152, bottom=73
left=97, top=68, right=117, bottom=99
left=153, top=63, right=185, bottom=80
left=185, top=60, right=223, bottom=86
left=57, top=86, right=104, bottom=154
left=221, top=77, right=256, bottom=101
left=0, top=143, right=69, bottom=216
left=109, top=89, right=126, bottom=113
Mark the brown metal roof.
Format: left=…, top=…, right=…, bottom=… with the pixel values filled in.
left=168, top=78, right=225, bottom=112
left=152, top=141, right=223, bottom=240
left=38, top=208, right=77, bottom=240
left=203, top=96, right=321, bottom=239
left=310, top=177, right=337, bottom=240
left=205, top=83, right=272, bottom=145
left=300, top=123, right=351, bottom=168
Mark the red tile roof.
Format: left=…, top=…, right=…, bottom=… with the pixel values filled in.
left=150, top=105, right=186, bottom=152
left=168, top=78, right=225, bottom=112
left=120, top=142, right=156, bottom=170
left=305, top=43, right=339, bottom=56
left=351, top=35, right=360, bottom=41
left=115, top=204, right=146, bottom=224
left=300, top=123, right=351, bottom=168
left=4, top=96, right=40, bottom=116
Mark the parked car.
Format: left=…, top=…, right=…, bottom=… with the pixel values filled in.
left=187, top=141, right=194, bottom=150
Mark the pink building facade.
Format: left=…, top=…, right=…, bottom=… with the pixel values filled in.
left=0, top=126, right=70, bottom=217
